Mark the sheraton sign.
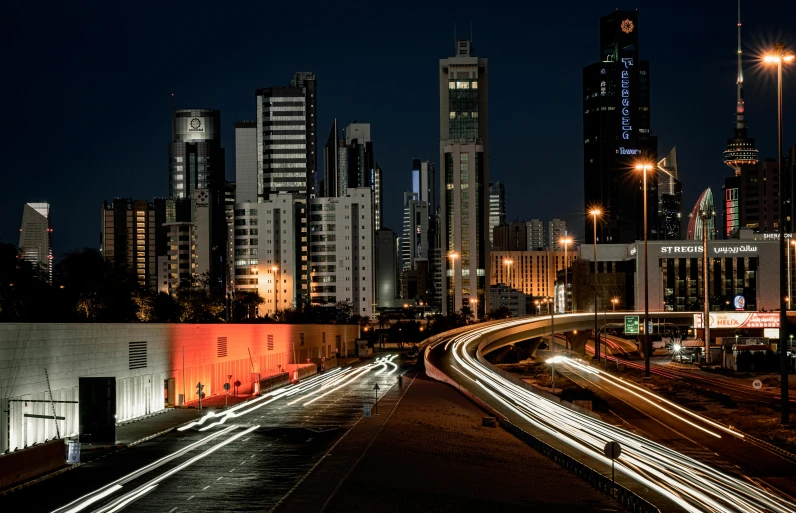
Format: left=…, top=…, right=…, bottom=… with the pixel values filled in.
left=694, top=312, right=779, bottom=329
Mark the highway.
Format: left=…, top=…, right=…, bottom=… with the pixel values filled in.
left=427, top=317, right=796, bottom=513
left=4, top=356, right=403, bottom=513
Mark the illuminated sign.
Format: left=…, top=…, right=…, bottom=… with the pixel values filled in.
left=189, top=118, right=204, bottom=132
left=619, top=147, right=641, bottom=155
left=724, top=188, right=739, bottom=238
left=656, top=244, right=758, bottom=256
left=620, top=58, right=634, bottom=140
left=733, top=295, right=745, bottom=310
left=621, top=19, right=635, bottom=34
left=694, top=312, right=779, bottom=329
left=764, top=328, right=780, bottom=339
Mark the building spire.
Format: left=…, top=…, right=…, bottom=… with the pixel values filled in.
left=735, top=0, right=745, bottom=131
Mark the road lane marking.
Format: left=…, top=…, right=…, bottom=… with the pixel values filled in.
left=203, top=486, right=210, bottom=490
left=217, top=476, right=224, bottom=481
left=187, top=496, right=194, bottom=501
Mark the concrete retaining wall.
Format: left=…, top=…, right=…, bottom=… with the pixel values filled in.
left=0, top=323, right=358, bottom=453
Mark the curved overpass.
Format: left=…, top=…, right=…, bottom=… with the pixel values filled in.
left=424, top=317, right=796, bottom=513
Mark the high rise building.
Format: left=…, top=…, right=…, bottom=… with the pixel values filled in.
left=440, top=39, right=489, bottom=317
left=493, top=222, right=529, bottom=251
left=323, top=119, right=340, bottom=197
left=740, top=159, right=780, bottom=233
left=722, top=2, right=759, bottom=238
left=255, top=72, right=317, bottom=307
left=308, top=188, right=375, bottom=316
left=686, top=188, right=717, bottom=241
left=233, top=194, right=297, bottom=315
left=488, top=181, right=506, bottom=245
left=491, top=250, right=578, bottom=299
left=401, top=192, right=430, bottom=271
left=657, top=147, right=683, bottom=239
left=548, top=219, right=567, bottom=250
left=234, top=121, right=258, bottom=204
left=19, top=202, right=52, bottom=284
left=583, top=11, right=658, bottom=244
left=413, top=160, right=438, bottom=215
left=100, top=198, right=177, bottom=290
left=528, top=219, right=544, bottom=250
left=160, top=189, right=216, bottom=293
left=168, top=108, right=227, bottom=294
left=375, top=228, right=399, bottom=308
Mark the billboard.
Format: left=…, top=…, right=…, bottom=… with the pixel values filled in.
left=694, top=312, right=779, bottom=329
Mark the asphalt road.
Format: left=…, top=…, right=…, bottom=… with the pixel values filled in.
left=2, top=355, right=405, bottom=513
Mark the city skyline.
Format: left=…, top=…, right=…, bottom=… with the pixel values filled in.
left=3, top=1, right=796, bottom=255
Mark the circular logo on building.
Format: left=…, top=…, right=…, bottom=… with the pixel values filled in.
left=190, top=118, right=202, bottom=130
left=621, top=19, right=634, bottom=34
left=197, top=191, right=209, bottom=205
left=733, top=295, right=745, bottom=310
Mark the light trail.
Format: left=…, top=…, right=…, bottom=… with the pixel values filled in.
left=431, top=318, right=796, bottom=513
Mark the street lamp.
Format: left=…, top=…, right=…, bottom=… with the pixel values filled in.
left=535, top=299, right=540, bottom=316
left=504, top=258, right=513, bottom=289
left=590, top=208, right=602, bottom=360
left=611, top=297, right=619, bottom=312
left=560, top=236, right=574, bottom=313
left=636, top=162, right=654, bottom=378
left=470, top=298, right=478, bottom=322
left=448, top=251, right=459, bottom=313
left=764, top=43, right=794, bottom=425
left=272, top=266, right=279, bottom=316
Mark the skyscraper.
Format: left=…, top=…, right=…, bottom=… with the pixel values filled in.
left=323, top=119, right=339, bottom=197
left=234, top=121, right=258, bottom=204
left=254, top=72, right=317, bottom=306
left=686, top=188, right=717, bottom=241
left=19, top=202, right=52, bottom=284
left=722, top=1, right=759, bottom=238
left=548, top=219, right=567, bottom=250
left=413, top=159, right=438, bottom=215
left=375, top=228, right=399, bottom=308
left=656, top=147, right=683, bottom=240
left=528, top=219, right=544, bottom=250
left=440, top=39, right=489, bottom=317
left=168, top=108, right=227, bottom=294
left=401, top=192, right=430, bottom=272
left=583, top=11, right=658, bottom=244
left=488, top=181, right=506, bottom=246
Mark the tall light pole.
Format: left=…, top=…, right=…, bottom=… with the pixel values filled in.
left=272, top=266, right=279, bottom=317
left=636, top=163, right=654, bottom=377
left=251, top=267, right=259, bottom=318
left=549, top=297, right=556, bottom=353
left=560, top=236, right=573, bottom=313
left=612, top=297, right=618, bottom=312
left=470, top=298, right=478, bottom=322
left=590, top=209, right=602, bottom=360
left=448, top=252, right=459, bottom=314
left=764, top=44, right=794, bottom=425
left=505, top=258, right=513, bottom=289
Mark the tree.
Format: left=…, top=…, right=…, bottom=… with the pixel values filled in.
left=174, top=287, right=225, bottom=323
left=151, top=292, right=181, bottom=322
left=0, top=242, right=53, bottom=321
left=458, top=305, right=473, bottom=326
left=232, top=291, right=264, bottom=320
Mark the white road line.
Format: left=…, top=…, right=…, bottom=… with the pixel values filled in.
left=217, top=476, right=224, bottom=481
left=203, top=486, right=210, bottom=490
left=186, top=496, right=194, bottom=501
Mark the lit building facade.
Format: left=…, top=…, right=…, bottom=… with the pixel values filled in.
left=548, top=219, right=567, bottom=250
left=528, top=219, right=544, bottom=250
left=490, top=250, right=578, bottom=300
left=233, top=194, right=297, bottom=316
left=308, top=188, right=375, bottom=315
left=488, top=181, right=505, bottom=245
left=489, top=283, right=526, bottom=317
left=657, top=147, right=683, bottom=239
left=160, top=189, right=215, bottom=293
left=19, top=202, right=52, bottom=284
left=440, top=39, right=490, bottom=316
left=583, top=10, right=659, bottom=244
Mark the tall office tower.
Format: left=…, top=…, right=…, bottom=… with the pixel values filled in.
left=234, top=121, right=258, bottom=204
left=548, top=219, right=567, bottom=250
left=527, top=219, right=545, bottom=250
left=255, top=72, right=317, bottom=306
left=101, top=198, right=168, bottom=290
left=19, top=202, right=52, bottom=284
left=686, top=188, right=717, bottom=240
left=722, top=1, right=759, bottom=238
left=740, top=159, right=780, bottom=233
left=657, top=147, right=683, bottom=239
left=413, top=159, right=438, bottom=214
left=160, top=189, right=215, bottom=293
left=440, top=39, right=489, bottom=317
left=233, top=194, right=297, bottom=315
left=401, top=192, right=430, bottom=271
left=224, top=182, right=236, bottom=295
left=375, top=228, right=399, bottom=308
left=373, top=162, right=383, bottom=230
left=323, top=119, right=340, bottom=197
left=308, top=188, right=375, bottom=316
left=488, top=181, right=506, bottom=245
left=429, top=212, right=443, bottom=309
left=583, top=11, right=658, bottom=244
left=168, top=108, right=227, bottom=294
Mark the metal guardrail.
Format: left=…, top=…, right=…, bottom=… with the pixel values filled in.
left=499, top=419, right=660, bottom=513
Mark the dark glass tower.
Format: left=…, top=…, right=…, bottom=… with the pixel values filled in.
left=657, top=147, right=682, bottom=239
left=583, top=11, right=658, bottom=244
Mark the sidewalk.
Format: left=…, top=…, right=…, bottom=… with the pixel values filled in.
left=273, top=372, right=622, bottom=513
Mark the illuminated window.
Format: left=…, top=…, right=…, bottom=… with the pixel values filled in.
left=456, top=81, right=469, bottom=89
left=448, top=81, right=456, bottom=89
left=449, top=111, right=456, bottom=119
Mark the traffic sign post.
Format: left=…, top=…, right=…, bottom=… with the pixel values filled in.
left=752, top=379, right=762, bottom=390
left=224, top=382, right=231, bottom=408
left=196, top=382, right=204, bottom=411
left=603, top=441, right=622, bottom=494
left=373, top=383, right=380, bottom=413
left=624, top=316, right=639, bottom=335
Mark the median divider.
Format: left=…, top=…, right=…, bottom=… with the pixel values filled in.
left=424, top=340, right=661, bottom=513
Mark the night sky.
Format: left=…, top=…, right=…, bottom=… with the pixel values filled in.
left=3, top=1, right=795, bottom=256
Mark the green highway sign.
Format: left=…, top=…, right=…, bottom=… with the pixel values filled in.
left=625, top=315, right=640, bottom=334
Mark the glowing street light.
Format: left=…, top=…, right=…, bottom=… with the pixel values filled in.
left=611, top=297, right=619, bottom=312
left=589, top=208, right=602, bottom=361
left=560, top=236, right=574, bottom=313
left=504, top=258, right=514, bottom=289
left=469, top=297, right=478, bottom=322
left=449, top=251, right=459, bottom=312
left=763, top=43, right=794, bottom=424
left=636, top=162, right=654, bottom=377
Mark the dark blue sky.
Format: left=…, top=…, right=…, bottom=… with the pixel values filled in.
left=2, top=1, right=795, bottom=255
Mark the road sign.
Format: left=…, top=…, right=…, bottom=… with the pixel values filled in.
left=624, top=316, right=640, bottom=334
left=196, top=382, right=204, bottom=410
left=373, top=384, right=380, bottom=390
left=752, top=379, right=762, bottom=390
left=363, top=404, right=372, bottom=417
left=603, top=441, right=622, bottom=459
left=223, top=383, right=231, bottom=391
left=67, top=440, right=80, bottom=464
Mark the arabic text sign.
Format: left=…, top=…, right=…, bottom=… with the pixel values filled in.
left=694, top=312, right=780, bottom=329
